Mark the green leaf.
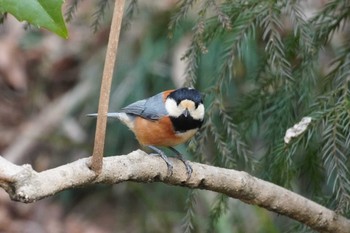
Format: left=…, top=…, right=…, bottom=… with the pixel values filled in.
left=0, top=0, right=68, bottom=38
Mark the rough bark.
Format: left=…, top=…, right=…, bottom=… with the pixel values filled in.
left=0, top=151, right=349, bottom=233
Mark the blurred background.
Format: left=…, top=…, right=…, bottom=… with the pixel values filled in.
left=1, top=0, right=350, bottom=232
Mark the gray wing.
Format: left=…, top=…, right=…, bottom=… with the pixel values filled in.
left=121, top=92, right=168, bottom=120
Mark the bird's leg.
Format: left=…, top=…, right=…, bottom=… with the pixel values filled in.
left=168, top=147, right=193, bottom=179
left=147, top=146, right=173, bottom=176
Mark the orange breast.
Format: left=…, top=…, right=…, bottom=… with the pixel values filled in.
left=133, top=116, right=196, bottom=147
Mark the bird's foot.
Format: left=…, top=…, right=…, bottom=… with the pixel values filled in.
left=148, top=146, right=173, bottom=176
left=168, top=147, right=193, bottom=180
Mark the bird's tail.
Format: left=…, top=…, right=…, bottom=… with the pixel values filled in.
left=86, top=112, right=134, bottom=130
left=86, top=113, right=98, bottom=117
left=86, top=113, right=121, bottom=118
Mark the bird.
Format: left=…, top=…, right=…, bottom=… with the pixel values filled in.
left=87, top=87, right=205, bottom=178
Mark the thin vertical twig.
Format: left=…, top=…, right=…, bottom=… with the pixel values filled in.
left=90, top=0, right=126, bottom=174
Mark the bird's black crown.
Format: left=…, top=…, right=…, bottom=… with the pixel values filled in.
left=168, top=87, right=203, bottom=106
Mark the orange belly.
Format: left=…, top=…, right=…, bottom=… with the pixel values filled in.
left=133, top=116, right=197, bottom=146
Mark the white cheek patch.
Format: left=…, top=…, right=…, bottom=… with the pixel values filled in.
left=165, top=98, right=183, bottom=117
left=190, top=103, right=205, bottom=120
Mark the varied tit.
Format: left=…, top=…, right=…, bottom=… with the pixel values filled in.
left=88, top=87, right=205, bottom=178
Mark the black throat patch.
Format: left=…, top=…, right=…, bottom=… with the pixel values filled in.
left=170, top=114, right=203, bottom=133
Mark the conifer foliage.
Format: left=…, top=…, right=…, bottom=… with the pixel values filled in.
left=167, top=0, right=350, bottom=231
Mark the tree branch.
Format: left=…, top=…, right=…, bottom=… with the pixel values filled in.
left=0, top=151, right=349, bottom=233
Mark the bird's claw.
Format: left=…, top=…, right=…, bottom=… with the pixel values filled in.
left=183, top=160, right=193, bottom=180
left=165, top=161, right=174, bottom=176
left=148, top=146, right=173, bottom=177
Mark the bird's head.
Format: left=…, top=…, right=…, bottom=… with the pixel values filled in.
left=165, top=87, right=204, bottom=124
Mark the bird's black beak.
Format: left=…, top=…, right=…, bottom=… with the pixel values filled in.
left=184, top=109, right=190, bottom=117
